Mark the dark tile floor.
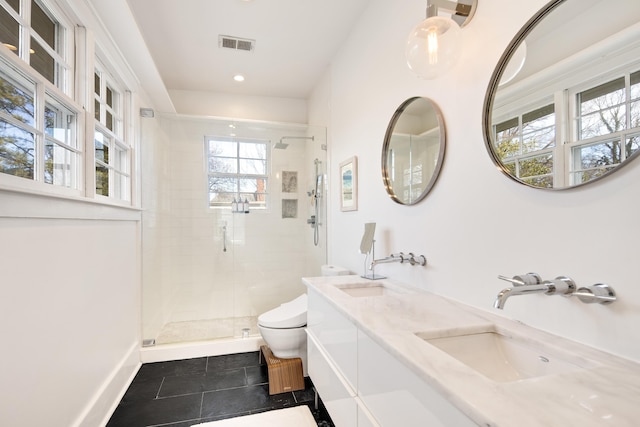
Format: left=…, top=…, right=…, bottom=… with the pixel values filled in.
left=107, top=351, right=334, bottom=427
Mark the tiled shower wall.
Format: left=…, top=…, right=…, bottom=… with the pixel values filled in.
left=141, top=114, right=327, bottom=342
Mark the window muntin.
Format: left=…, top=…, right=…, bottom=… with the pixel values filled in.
left=630, top=71, right=640, bottom=129
left=207, top=137, right=268, bottom=208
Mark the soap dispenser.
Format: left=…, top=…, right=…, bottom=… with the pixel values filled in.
left=231, top=197, right=238, bottom=212
left=243, top=197, right=250, bottom=213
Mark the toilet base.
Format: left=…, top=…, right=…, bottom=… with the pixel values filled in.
left=260, top=345, right=305, bottom=395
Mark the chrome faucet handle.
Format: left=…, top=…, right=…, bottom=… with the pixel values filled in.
left=498, top=272, right=541, bottom=286
left=407, top=252, right=416, bottom=265
left=544, top=276, right=576, bottom=295
left=570, top=283, right=617, bottom=304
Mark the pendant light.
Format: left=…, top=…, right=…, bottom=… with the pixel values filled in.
left=406, top=0, right=477, bottom=80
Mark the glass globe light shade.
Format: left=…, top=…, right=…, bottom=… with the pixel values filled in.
left=406, top=16, right=462, bottom=79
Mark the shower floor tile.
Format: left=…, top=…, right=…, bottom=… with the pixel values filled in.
left=107, top=351, right=334, bottom=427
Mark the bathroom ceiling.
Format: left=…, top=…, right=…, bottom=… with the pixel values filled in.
left=125, top=0, right=370, bottom=100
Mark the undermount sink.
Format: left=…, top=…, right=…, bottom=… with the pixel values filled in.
left=335, top=282, right=406, bottom=298
left=416, top=328, right=597, bottom=383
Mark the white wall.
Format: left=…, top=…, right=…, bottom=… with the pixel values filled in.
left=0, top=194, right=141, bottom=427
left=317, top=0, right=640, bottom=362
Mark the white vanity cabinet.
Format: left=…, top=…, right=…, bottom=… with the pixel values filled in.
left=307, top=333, right=357, bottom=426
left=306, top=286, right=475, bottom=427
left=307, top=287, right=358, bottom=426
left=307, top=287, right=358, bottom=389
left=357, top=331, right=476, bottom=427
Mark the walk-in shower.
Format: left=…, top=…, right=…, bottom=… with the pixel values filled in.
left=140, top=116, right=327, bottom=356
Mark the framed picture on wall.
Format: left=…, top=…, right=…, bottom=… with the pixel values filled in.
left=340, top=156, right=357, bottom=212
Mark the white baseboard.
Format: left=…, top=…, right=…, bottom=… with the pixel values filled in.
left=72, top=341, right=140, bottom=427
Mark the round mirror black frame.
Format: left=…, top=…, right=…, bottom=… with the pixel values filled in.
left=382, top=97, right=446, bottom=205
left=482, top=0, right=640, bottom=190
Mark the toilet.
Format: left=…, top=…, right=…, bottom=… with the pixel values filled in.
left=258, top=266, right=349, bottom=375
left=258, top=293, right=308, bottom=374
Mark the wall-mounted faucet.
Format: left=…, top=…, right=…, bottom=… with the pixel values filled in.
left=494, top=274, right=574, bottom=309
left=494, top=272, right=617, bottom=309
left=369, top=252, right=427, bottom=270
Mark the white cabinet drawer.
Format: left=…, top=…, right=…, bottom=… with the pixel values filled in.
left=357, top=330, right=476, bottom=427
left=308, top=332, right=357, bottom=427
left=307, top=287, right=358, bottom=390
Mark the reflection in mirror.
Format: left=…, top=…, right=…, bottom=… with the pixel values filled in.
left=483, top=0, right=640, bottom=189
left=360, top=222, right=376, bottom=254
left=382, top=97, right=445, bottom=204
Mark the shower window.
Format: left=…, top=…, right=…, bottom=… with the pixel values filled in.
left=206, top=137, right=268, bottom=208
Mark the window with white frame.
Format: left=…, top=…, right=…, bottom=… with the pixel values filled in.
left=94, top=65, right=131, bottom=201
left=206, top=137, right=268, bottom=208
left=494, top=104, right=556, bottom=188
left=0, top=0, right=135, bottom=204
left=0, top=45, right=80, bottom=190
left=0, top=0, right=72, bottom=92
left=569, top=70, right=640, bottom=184
left=0, top=0, right=80, bottom=190
left=493, top=66, right=640, bottom=188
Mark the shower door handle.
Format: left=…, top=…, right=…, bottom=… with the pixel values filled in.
left=222, top=225, right=227, bottom=252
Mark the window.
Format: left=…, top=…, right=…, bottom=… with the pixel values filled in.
left=0, top=56, right=80, bottom=189
left=0, top=0, right=136, bottom=205
left=206, top=137, right=268, bottom=208
left=94, top=65, right=130, bottom=201
left=570, top=70, right=640, bottom=184
left=495, top=68, right=640, bottom=188
left=494, top=104, right=556, bottom=188
left=0, top=65, right=35, bottom=179
left=0, top=0, right=71, bottom=92
left=44, top=91, right=79, bottom=187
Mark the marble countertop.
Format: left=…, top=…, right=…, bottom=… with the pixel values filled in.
left=303, top=275, right=640, bottom=427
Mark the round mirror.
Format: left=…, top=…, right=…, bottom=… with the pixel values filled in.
left=382, top=97, right=446, bottom=204
left=483, top=0, right=640, bottom=190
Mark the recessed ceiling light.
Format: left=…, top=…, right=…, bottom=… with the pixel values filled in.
left=233, top=74, right=245, bottom=82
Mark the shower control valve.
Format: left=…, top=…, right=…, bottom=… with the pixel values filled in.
left=307, top=215, right=316, bottom=227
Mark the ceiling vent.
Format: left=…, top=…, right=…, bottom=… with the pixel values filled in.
left=219, top=35, right=255, bottom=52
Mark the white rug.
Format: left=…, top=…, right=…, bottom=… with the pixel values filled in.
left=192, top=406, right=317, bottom=427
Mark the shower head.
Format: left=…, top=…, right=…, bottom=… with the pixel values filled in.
left=274, top=135, right=315, bottom=150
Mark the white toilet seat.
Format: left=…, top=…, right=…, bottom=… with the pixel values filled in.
left=258, top=293, right=307, bottom=329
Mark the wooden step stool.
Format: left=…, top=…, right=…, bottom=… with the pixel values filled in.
left=260, top=345, right=305, bottom=395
